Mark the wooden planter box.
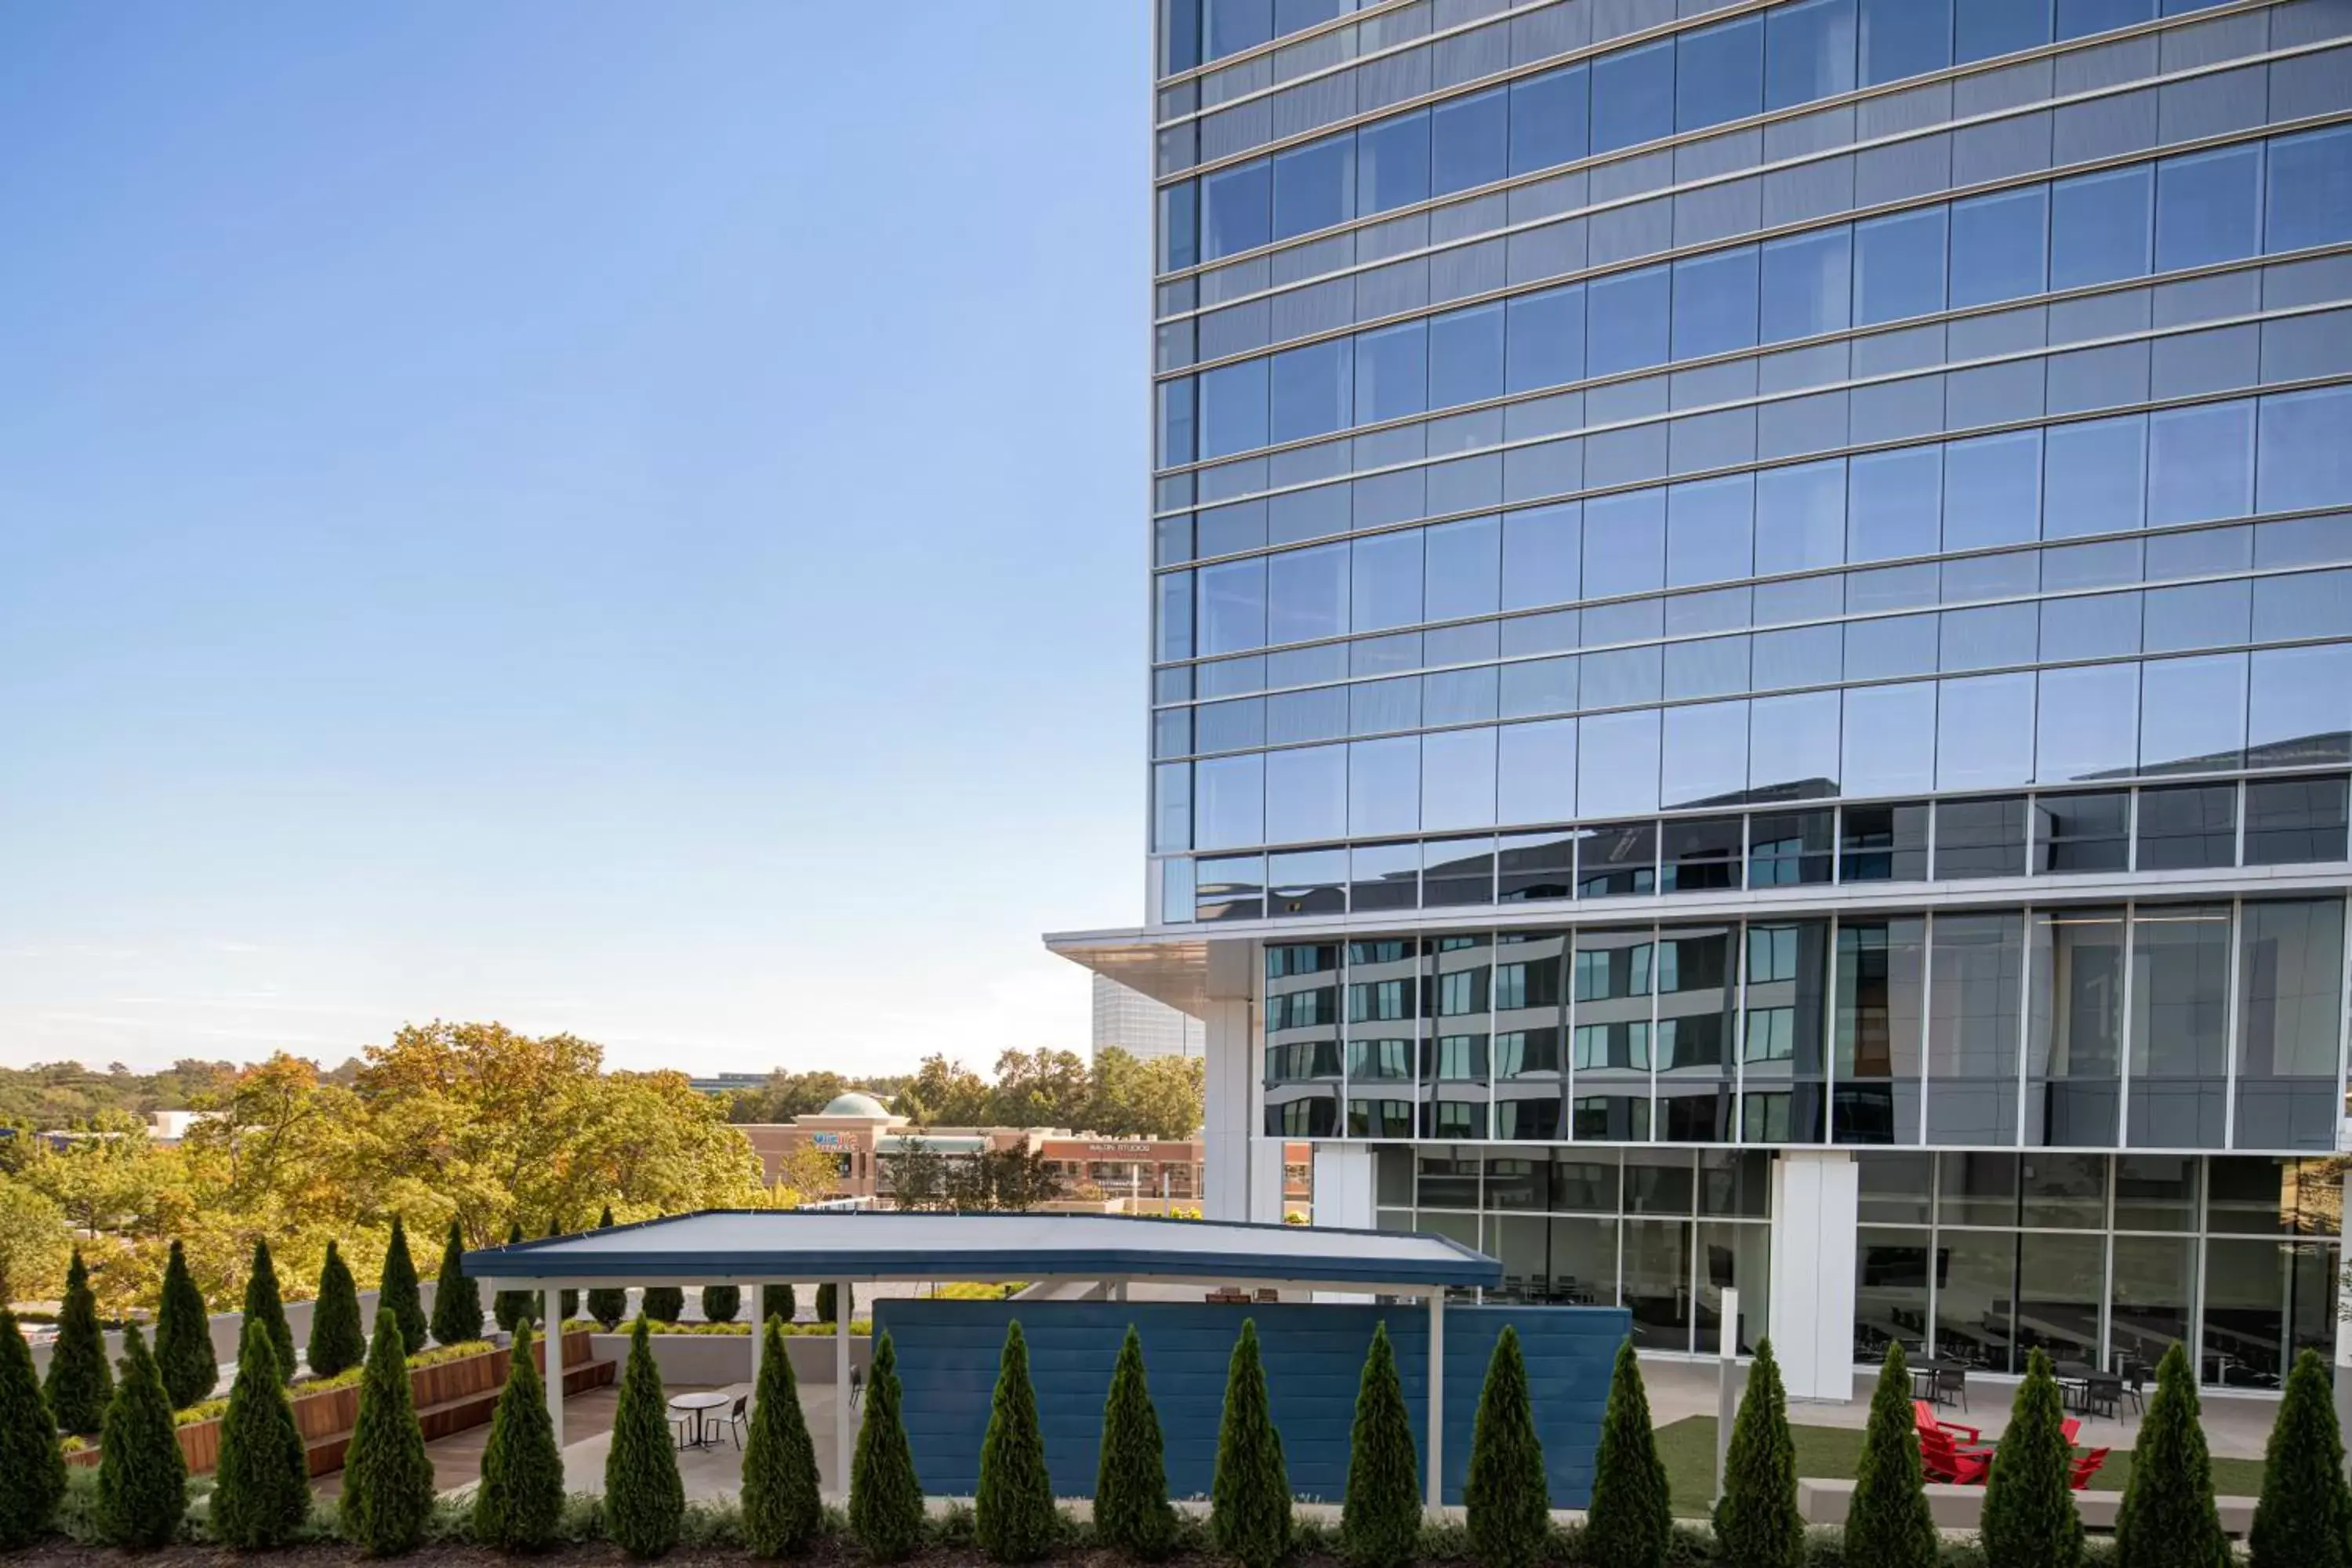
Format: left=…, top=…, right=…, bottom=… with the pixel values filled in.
left=65, top=1330, right=612, bottom=1478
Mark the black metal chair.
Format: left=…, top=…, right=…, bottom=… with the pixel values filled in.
left=2082, top=1375, right=2122, bottom=1419
left=725, top=1392, right=749, bottom=1448
left=2120, top=1360, right=2149, bottom=1415
left=849, top=1365, right=864, bottom=1408
left=1934, top=1366, right=1969, bottom=1412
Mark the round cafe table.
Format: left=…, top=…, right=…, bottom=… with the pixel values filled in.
left=667, top=1391, right=731, bottom=1450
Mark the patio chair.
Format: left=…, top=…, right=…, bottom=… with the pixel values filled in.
left=1917, top=1426, right=1993, bottom=1486
left=667, top=1406, right=695, bottom=1450
left=2068, top=1447, right=2112, bottom=1490
left=849, top=1366, right=864, bottom=1408
left=1914, top=1400, right=1980, bottom=1445
left=2061, top=1417, right=2083, bottom=1445
left=725, top=1393, right=748, bottom=1449
left=2119, top=1360, right=2150, bottom=1415
left=1933, top=1366, right=1969, bottom=1412
left=2082, top=1374, right=2122, bottom=1419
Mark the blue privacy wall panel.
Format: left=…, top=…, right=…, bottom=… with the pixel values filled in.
left=870, top=1298, right=1628, bottom=1507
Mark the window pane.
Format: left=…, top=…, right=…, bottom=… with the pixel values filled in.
left=1269, top=338, right=1353, bottom=445
left=1272, top=134, right=1354, bottom=241
left=1855, top=208, right=1948, bottom=325
left=1593, top=38, right=1675, bottom=154
left=1944, top=430, right=2042, bottom=551
left=2034, top=662, right=2139, bottom=783
left=2249, top=644, right=2352, bottom=771
left=1663, top=700, right=1749, bottom=808
left=1760, top=227, right=1853, bottom=344
left=2043, top=415, right=2146, bottom=539
left=1677, top=14, right=1764, bottom=132
left=1584, top=488, right=1667, bottom=597
left=1432, top=86, right=1508, bottom=197
left=1849, top=445, right=1943, bottom=563
left=1835, top=918, right=1926, bottom=1144
left=1510, top=65, right=1589, bottom=176
left=2147, top=401, right=2253, bottom=527
left=1355, top=320, right=1428, bottom=425
left=1842, top=683, right=1937, bottom=797
left=1957, top=0, right=2050, bottom=60
left=2156, top=143, right=2263, bottom=273
left=1587, top=265, right=1671, bottom=376
left=1421, top=727, right=1498, bottom=831
left=2126, top=906, right=2230, bottom=1149
left=2057, top=0, right=2151, bottom=39
left=1356, top=109, right=1431, bottom=215
left=2245, top=776, right=2351, bottom=866
left=1198, top=556, right=1268, bottom=655
left=1265, top=744, right=1347, bottom=843
left=1926, top=913, right=2024, bottom=1145
left=1429, top=303, right=1505, bottom=410
left=1505, top=285, right=1584, bottom=394
left=2266, top=125, right=2352, bottom=255
left=1668, top=475, right=1755, bottom=589
left=1350, top=529, right=1424, bottom=633
left=1766, top=0, right=1857, bottom=111
left=2027, top=909, right=2124, bottom=1145
left=2234, top=900, right=2347, bottom=1152
left=1860, top=0, right=1952, bottom=85
left=1348, top=736, right=1421, bottom=835
left=2140, top=653, right=2246, bottom=774
left=1936, top=674, right=2034, bottom=789
left=1497, top=718, right=1576, bottom=826
left=1199, top=357, right=1269, bottom=459
left=2257, top=386, right=2352, bottom=515
left=1201, top=158, right=1272, bottom=260
left=1756, top=459, right=1846, bottom=572
left=1501, top=502, right=1581, bottom=611
left=1950, top=187, right=2048, bottom=308
left=1193, top=753, right=1264, bottom=848
left=2203, top=1239, right=2339, bottom=1389
left=1577, top=710, right=1663, bottom=818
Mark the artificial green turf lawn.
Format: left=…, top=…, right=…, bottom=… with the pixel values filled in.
left=1651, top=1417, right=2268, bottom=1519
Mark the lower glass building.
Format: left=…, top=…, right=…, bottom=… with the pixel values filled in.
left=1054, top=0, right=2352, bottom=1400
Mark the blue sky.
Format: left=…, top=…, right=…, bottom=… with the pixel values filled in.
left=0, top=3, right=1149, bottom=1074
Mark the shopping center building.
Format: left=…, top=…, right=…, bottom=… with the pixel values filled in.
left=1049, top=0, right=2352, bottom=1400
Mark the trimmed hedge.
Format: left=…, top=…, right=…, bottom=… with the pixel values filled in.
left=494, top=1221, right=538, bottom=1334
left=209, top=1317, right=310, bottom=1548
left=586, top=1207, right=627, bottom=1330
left=379, top=1218, right=429, bottom=1356
left=1846, top=1342, right=1936, bottom=1568
left=604, top=1318, right=686, bottom=1559
left=339, top=1307, right=436, bottom=1555
left=1465, top=1325, right=1548, bottom=1568
left=851, top=1331, right=924, bottom=1563
left=94, top=1324, right=186, bottom=1548
left=702, top=1285, right=742, bottom=1324
left=2251, top=1348, right=2352, bottom=1568
left=155, top=1239, right=218, bottom=1410
left=0, top=1308, right=66, bottom=1548
left=1340, top=1323, right=1417, bottom=1568
left=474, top=1321, right=565, bottom=1552
left=1095, top=1324, right=1177, bottom=1562
left=641, top=1287, right=686, bottom=1325
left=1583, top=1338, right=1671, bottom=1568
left=242, top=1238, right=298, bottom=1385
left=431, top=1219, right=483, bottom=1348
left=44, top=1251, right=111, bottom=1436
left=308, top=1240, right=367, bottom=1380
left=1210, top=1318, right=1289, bottom=1568
left=742, top=1318, right=822, bottom=1557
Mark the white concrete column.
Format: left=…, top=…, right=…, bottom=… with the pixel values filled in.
left=1248, top=1139, right=1286, bottom=1225
left=1203, top=996, right=1254, bottom=1222
left=1425, top=1290, right=1445, bottom=1511
left=833, top=1279, right=852, bottom=1496
left=1313, top=1146, right=1378, bottom=1303
left=543, top=1285, right=564, bottom=1452
left=752, top=1282, right=768, bottom=1390
left=1768, top=1151, right=1859, bottom=1403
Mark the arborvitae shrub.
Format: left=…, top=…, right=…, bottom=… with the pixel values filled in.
left=44, top=1250, right=111, bottom=1435
left=1340, top=1323, right=1417, bottom=1568
left=850, top=1332, right=924, bottom=1563
left=1845, top=1342, right=1938, bottom=1568
left=0, top=1308, right=67, bottom=1548
left=1982, top=1349, right=2082, bottom=1568
left=2115, top=1342, right=2230, bottom=1568
left=154, top=1238, right=218, bottom=1410
left=431, top=1219, right=483, bottom=1347
left=307, top=1240, right=367, bottom=1379
left=494, top=1222, right=537, bottom=1335
left=94, top=1325, right=186, bottom=1548
left=1094, top=1324, right=1177, bottom=1562
left=1210, top=1319, right=1290, bottom=1568
left=742, top=1318, right=822, bottom=1558
left=473, top=1321, right=566, bottom=1552
left=1713, top=1337, right=1801, bottom=1568
left=1583, top=1338, right=1671, bottom=1568
left=762, top=1283, right=796, bottom=1325
left=818, top=1282, right=852, bottom=1324
left=2251, top=1348, right=2352, bottom=1568
left=242, top=1237, right=297, bottom=1384
left=604, top=1318, right=685, bottom=1559
left=339, top=1307, right=436, bottom=1556
left=586, top=1210, right=626, bottom=1330
left=546, top=1219, right=578, bottom=1320
left=976, top=1320, right=1055, bottom=1563
left=209, top=1316, right=310, bottom=1548
left=379, top=1217, right=428, bottom=1355
left=1465, top=1325, right=1548, bottom=1568
left=701, top=1285, right=741, bottom=1324
left=641, top=1286, right=685, bottom=1325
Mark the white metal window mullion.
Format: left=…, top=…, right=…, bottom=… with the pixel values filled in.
left=2223, top=898, right=2244, bottom=1152
left=2119, top=899, right=2137, bottom=1151
left=1918, top=910, right=1936, bottom=1147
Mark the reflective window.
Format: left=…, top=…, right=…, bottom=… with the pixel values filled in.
left=1592, top=38, right=1675, bottom=155
left=1849, top=446, right=1943, bottom=563
left=1859, top=0, right=1951, bottom=85
left=1927, top=914, right=2024, bottom=1145
left=2257, top=387, right=2352, bottom=516
left=2140, top=654, right=2246, bottom=775
left=1834, top=917, right=1926, bottom=1144
left=1348, top=736, right=1421, bottom=836
left=1421, top=728, right=1497, bottom=832
left=1842, top=683, right=1936, bottom=797
left=1957, top=0, right=2049, bottom=60
left=1750, top=690, right=1841, bottom=799
left=1587, top=265, right=1671, bottom=378
left=1355, top=320, right=1428, bottom=426
left=1350, top=528, right=1422, bottom=633
left=2148, top=401, right=2253, bottom=528
left=1356, top=109, right=1431, bottom=216
left=2044, top=416, right=2146, bottom=539
left=2035, top=663, right=2139, bottom=783
left=2034, top=791, right=2129, bottom=874
left=1578, top=710, right=1662, bottom=818
left=1584, top=488, right=1668, bottom=599
left=1432, top=87, right=1508, bottom=198
left=1505, top=285, right=1584, bottom=395
left=1950, top=187, right=2048, bottom=309
left=2234, top=900, right=2347, bottom=1152
left=1201, top=159, right=1271, bottom=261
left=1197, top=556, right=1267, bottom=655
left=1936, top=675, right=2034, bottom=790
left=1510, top=66, right=1589, bottom=176
left=2244, top=776, right=2349, bottom=866
left=1428, top=304, right=1504, bottom=411
left=1756, top=459, right=1846, bottom=573
left=2265, top=126, right=2352, bottom=256
left=1269, top=339, right=1352, bottom=445
left=1936, top=795, right=2028, bottom=878
left=2136, top=784, right=2235, bottom=871
left=1760, top=228, right=1853, bottom=344
left=2027, top=907, right=2125, bottom=1145
left=1854, top=208, right=1948, bottom=325
left=2127, top=906, right=2230, bottom=1149
left=1677, top=15, right=1763, bottom=132
left=1501, top=503, right=1581, bottom=611
left=1841, top=800, right=1929, bottom=881
left=1766, top=0, right=1857, bottom=111
left=2051, top=165, right=2153, bottom=290
left=2156, top=143, right=2263, bottom=274
left=1265, top=743, right=1346, bottom=844
left=1673, top=248, right=1761, bottom=361
left=1266, top=542, right=1348, bottom=644
left=1199, top=358, right=1268, bottom=459
left=1272, top=136, right=1353, bottom=243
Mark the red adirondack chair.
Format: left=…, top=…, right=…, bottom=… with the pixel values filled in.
left=1918, top=1425, right=1994, bottom=1485
left=1914, top=1399, right=1983, bottom=1443
left=2068, top=1446, right=2112, bottom=1490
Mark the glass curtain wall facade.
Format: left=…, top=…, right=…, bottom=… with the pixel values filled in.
left=1145, top=0, right=2352, bottom=1381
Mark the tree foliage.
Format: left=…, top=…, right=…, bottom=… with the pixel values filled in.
left=1095, top=1324, right=1177, bottom=1562
left=701, top=1284, right=741, bottom=1323
left=155, top=1237, right=218, bottom=1409
left=818, top=1282, right=852, bottom=1324
left=2115, top=1343, right=2231, bottom=1568
left=1583, top=1338, right=1670, bottom=1568
left=474, top=1320, right=565, bottom=1552
left=242, top=1236, right=297, bottom=1384
left=493, top=1221, right=537, bottom=1334
left=1713, top=1337, right=1801, bottom=1568
left=0, top=1309, right=66, bottom=1548
left=339, top=1308, right=437, bottom=1556
left=604, top=1318, right=686, bottom=1559
left=761, top=1283, right=796, bottom=1325
left=379, top=1216, right=428, bottom=1355
left=94, top=1324, right=186, bottom=1548
left=641, top=1286, right=685, bottom=1324
left=2251, top=1348, right=2352, bottom=1568
left=850, top=1332, right=924, bottom=1563
left=44, top=1249, right=111, bottom=1434
left=586, top=1207, right=627, bottom=1330
left=209, top=1316, right=310, bottom=1548
left=1210, top=1319, right=1290, bottom=1568
left=0, top=1177, right=69, bottom=1305
left=1465, top=1326, right=1548, bottom=1568
left=742, top=1318, right=822, bottom=1558
left=431, top=1218, right=482, bottom=1346
left=1981, top=1349, right=2082, bottom=1568
left=307, top=1239, right=366, bottom=1379
left=1340, top=1323, right=1418, bottom=1568
left=976, top=1320, right=1055, bottom=1563
left=1846, top=1342, right=1938, bottom=1568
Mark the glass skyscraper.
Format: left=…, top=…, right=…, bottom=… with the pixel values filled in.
left=1053, top=0, right=2352, bottom=1399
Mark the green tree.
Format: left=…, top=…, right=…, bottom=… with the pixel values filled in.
left=493, top=1221, right=537, bottom=1334
left=604, top=1318, right=685, bottom=1558
left=2115, top=1343, right=2230, bottom=1568
left=1845, top=1342, right=1938, bottom=1568
left=43, top=1249, right=111, bottom=1434
left=1712, top=1337, right=1801, bottom=1568
left=339, top=1307, right=436, bottom=1556
left=154, top=1237, right=217, bottom=1409
left=307, top=1239, right=366, bottom=1378
left=761, top=1283, right=796, bottom=1325
left=641, top=1286, right=685, bottom=1324
left=0, top=1309, right=67, bottom=1548
left=977, top=1319, right=1055, bottom=1563
left=701, top=1284, right=741, bottom=1323
left=431, top=1218, right=483, bottom=1346
left=586, top=1207, right=626, bottom=1329
left=1094, top=1325, right=1177, bottom=1562
left=2251, top=1348, right=2352, bottom=1568
left=1210, top=1319, right=1290, bottom=1568
left=742, top=1318, right=822, bottom=1558
left=850, top=1331, right=924, bottom=1563
left=1981, top=1349, right=2082, bottom=1568
left=242, top=1236, right=297, bottom=1384
left=379, top=1216, right=427, bottom=1355
left=1340, top=1323, right=1418, bottom=1568
left=0, top=1178, right=68, bottom=1307
left=1582, top=1338, right=1670, bottom=1568
left=94, top=1324, right=187, bottom=1548
left=1465, top=1326, right=1548, bottom=1568
left=818, top=1281, right=852, bottom=1324
left=209, top=1316, right=310, bottom=1548
left=473, top=1319, right=566, bottom=1552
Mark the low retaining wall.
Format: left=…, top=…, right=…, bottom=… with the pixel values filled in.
left=1797, top=1479, right=2257, bottom=1535
left=586, top=1330, right=871, bottom=1387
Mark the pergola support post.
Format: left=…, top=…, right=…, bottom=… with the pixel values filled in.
left=834, top=1277, right=852, bottom=1495
left=543, top=1283, right=564, bottom=1454
left=751, top=1280, right=767, bottom=1390
left=1425, top=1289, right=1444, bottom=1512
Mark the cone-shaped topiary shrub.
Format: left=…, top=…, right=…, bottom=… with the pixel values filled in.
left=155, top=1238, right=218, bottom=1409
left=340, top=1307, right=436, bottom=1556
left=762, top=1283, right=796, bottom=1325
left=977, top=1319, right=1055, bottom=1563
left=473, top=1320, right=565, bottom=1552
left=1583, top=1338, right=1670, bottom=1568
left=605, top=1317, right=686, bottom=1558
left=95, top=1324, right=186, bottom=1548
left=0, top=1308, right=67, bottom=1548
left=379, top=1217, right=428, bottom=1355
left=850, top=1331, right=924, bottom=1563
left=546, top=1219, right=578, bottom=1320
left=1465, top=1325, right=1548, bottom=1568
left=641, top=1287, right=685, bottom=1325
left=431, top=1219, right=482, bottom=1347
left=1713, top=1337, right=1801, bottom=1568
left=1210, top=1319, right=1290, bottom=1568
left=2115, top=1342, right=2229, bottom=1568
left=742, top=1318, right=822, bottom=1558
left=494, top=1222, right=538, bottom=1335
left=209, top=1316, right=310, bottom=1548
left=1095, top=1324, right=1177, bottom=1562
left=818, top=1282, right=852, bottom=1325
left=1846, top=1341, right=1938, bottom=1568
left=1982, top=1348, right=2082, bottom=1568
left=243, top=1237, right=297, bottom=1384
left=586, top=1208, right=626, bottom=1330
left=307, top=1240, right=366, bottom=1379
left=44, top=1250, right=110, bottom=1435
left=1340, top=1322, right=1418, bottom=1568
left=2251, top=1347, right=2352, bottom=1568
left=701, top=1285, right=741, bottom=1324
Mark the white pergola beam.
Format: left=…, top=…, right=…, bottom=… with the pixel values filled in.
left=543, top=1284, right=564, bottom=1454
left=834, top=1277, right=853, bottom=1495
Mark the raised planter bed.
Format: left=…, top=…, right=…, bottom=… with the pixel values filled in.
left=1796, top=1477, right=2257, bottom=1535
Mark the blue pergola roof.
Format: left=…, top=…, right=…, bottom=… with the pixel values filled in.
left=464, top=1210, right=1500, bottom=1290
